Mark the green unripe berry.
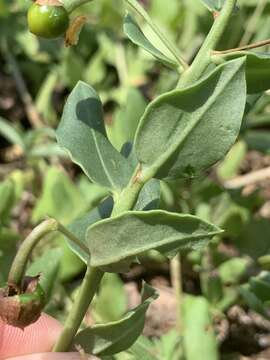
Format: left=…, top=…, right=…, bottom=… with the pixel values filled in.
left=27, top=2, right=69, bottom=39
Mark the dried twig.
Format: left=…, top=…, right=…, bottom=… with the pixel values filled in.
left=5, top=47, right=44, bottom=129
left=224, top=167, right=270, bottom=189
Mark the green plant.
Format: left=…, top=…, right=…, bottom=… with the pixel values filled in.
left=2, top=0, right=270, bottom=358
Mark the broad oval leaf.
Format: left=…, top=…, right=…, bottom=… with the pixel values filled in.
left=134, top=58, right=246, bottom=180
left=56, top=81, right=132, bottom=190
left=225, top=51, right=270, bottom=94
left=86, top=210, right=222, bottom=270
left=123, top=13, right=178, bottom=69
left=74, top=282, right=158, bottom=356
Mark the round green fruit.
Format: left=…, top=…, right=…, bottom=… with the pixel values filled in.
left=27, top=2, right=69, bottom=39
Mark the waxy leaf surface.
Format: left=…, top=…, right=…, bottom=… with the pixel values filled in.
left=135, top=58, right=246, bottom=179
left=123, top=13, right=178, bottom=69
left=57, top=81, right=132, bottom=190
left=74, top=283, right=158, bottom=356
left=86, top=210, right=222, bottom=269
left=135, top=58, right=246, bottom=180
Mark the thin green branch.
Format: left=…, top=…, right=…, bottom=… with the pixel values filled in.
left=212, top=38, right=270, bottom=55
left=177, top=0, right=237, bottom=88
left=8, top=219, right=58, bottom=286
left=111, top=164, right=145, bottom=216
left=53, top=266, right=104, bottom=352
left=8, top=219, right=88, bottom=286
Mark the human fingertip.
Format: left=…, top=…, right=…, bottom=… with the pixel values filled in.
left=0, top=313, right=63, bottom=359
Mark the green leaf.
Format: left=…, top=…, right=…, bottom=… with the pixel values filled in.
left=225, top=52, right=270, bottom=94
left=249, top=272, right=270, bottom=303
left=56, top=81, right=132, bottom=190
left=74, top=282, right=158, bottom=356
left=218, top=258, right=250, bottom=285
left=135, top=58, right=246, bottom=180
left=86, top=210, right=222, bottom=270
left=240, top=284, right=270, bottom=319
left=123, top=13, right=178, bottom=69
left=66, top=197, right=113, bottom=263
left=26, top=248, right=62, bottom=304
left=183, top=296, right=219, bottom=360
left=134, top=179, right=160, bottom=211
left=125, top=336, right=157, bottom=360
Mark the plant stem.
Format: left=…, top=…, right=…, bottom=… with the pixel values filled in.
left=111, top=164, right=145, bottom=216
left=54, top=166, right=146, bottom=351
left=8, top=219, right=89, bottom=287
left=57, top=223, right=89, bottom=254
left=53, top=266, right=104, bottom=352
left=212, top=38, right=270, bottom=55
left=177, top=0, right=237, bottom=88
left=126, top=0, right=188, bottom=71
left=8, top=219, right=58, bottom=286
left=170, top=254, right=183, bottom=334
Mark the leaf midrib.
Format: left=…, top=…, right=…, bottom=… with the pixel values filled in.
left=91, top=229, right=221, bottom=267
left=92, top=132, right=118, bottom=189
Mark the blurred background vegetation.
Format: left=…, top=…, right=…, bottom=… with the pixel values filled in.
left=1, top=0, right=270, bottom=359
